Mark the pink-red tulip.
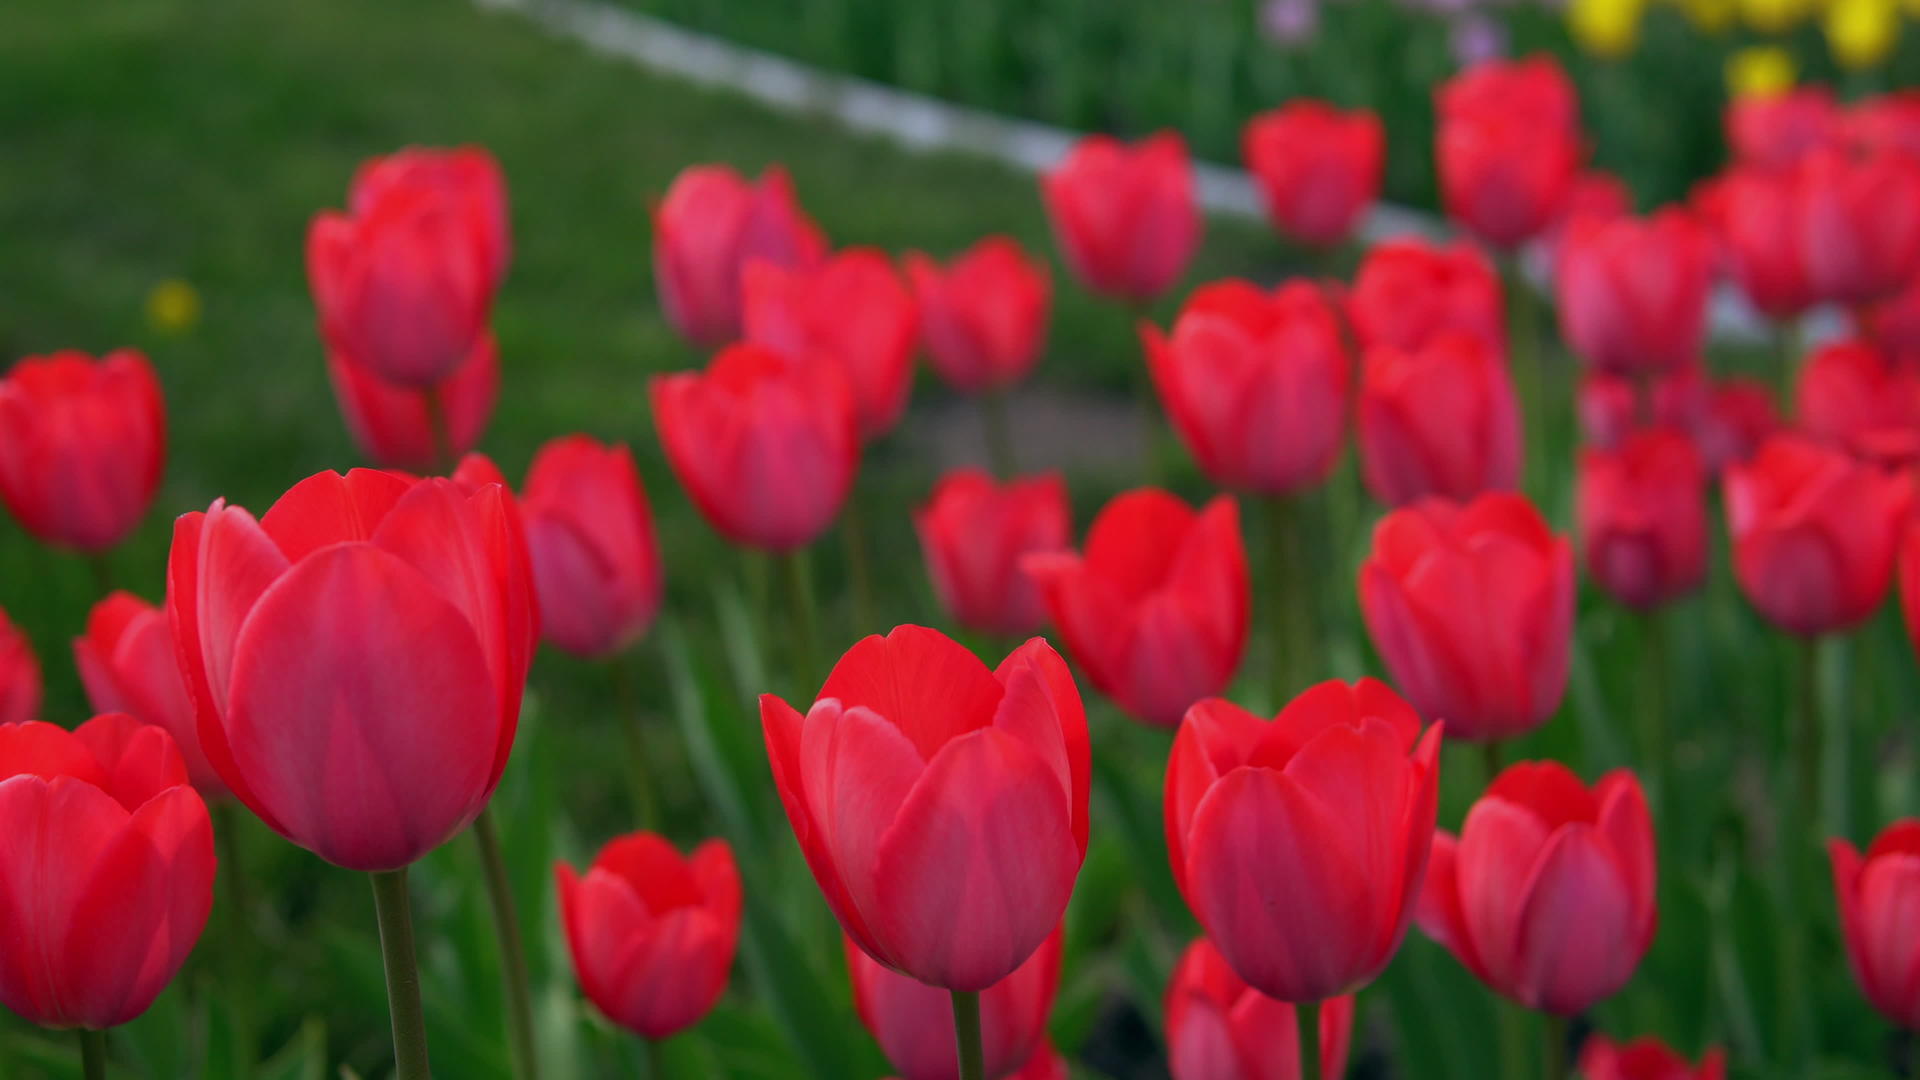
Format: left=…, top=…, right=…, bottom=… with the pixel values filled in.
left=1358, top=331, right=1522, bottom=506
left=847, top=927, right=1062, bottom=1080
left=743, top=249, right=920, bottom=439
left=1577, top=430, right=1708, bottom=611
left=760, top=627, right=1089, bottom=991
left=166, top=468, right=535, bottom=871
left=1797, top=147, right=1920, bottom=305
left=74, top=592, right=223, bottom=797
left=1164, top=679, right=1441, bottom=1001
left=1164, top=936, right=1356, bottom=1080
left=1006, top=1045, right=1068, bottom=1080
left=556, top=832, right=740, bottom=1040
left=1024, top=491, right=1248, bottom=728
left=1726, top=88, right=1840, bottom=171
left=1041, top=132, right=1199, bottom=303
left=1435, top=59, right=1582, bottom=248
left=913, top=469, right=1070, bottom=637
left=0, top=609, right=40, bottom=727
left=1696, top=168, right=1814, bottom=319
left=1578, top=1034, right=1726, bottom=1080
left=351, top=146, right=510, bottom=289
left=520, top=435, right=663, bottom=657
left=1241, top=102, right=1385, bottom=247
left=1144, top=280, right=1351, bottom=496
left=653, top=164, right=827, bottom=347
left=327, top=334, right=499, bottom=471
left=1860, top=274, right=1920, bottom=356
left=1651, top=369, right=1781, bottom=472
left=650, top=343, right=859, bottom=553
left=1796, top=339, right=1920, bottom=466
left=1437, top=57, right=1581, bottom=134
left=905, top=237, right=1051, bottom=394
left=1418, top=761, right=1656, bottom=1015
left=0, top=350, right=165, bottom=552
left=1902, top=528, right=1920, bottom=661
left=1850, top=91, right=1920, bottom=162
left=1831, top=819, right=1920, bottom=1030
left=1347, top=239, right=1505, bottom=354
left=1556, top=210, right=1713, bottom=374
left=1576, top=373, right=1637, bottom=451
left=0, top=714, right=214, bottom=1029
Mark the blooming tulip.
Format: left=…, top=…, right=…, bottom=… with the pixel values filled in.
left=1435, top=60, right=1583, bottom=248
left=1165, top=936, right=1356, bottom=1080
left=166, top=468, right=535, bottom=870
left=1860, top=274, right=1920, bottom=356
left=1358, top=331, right=1522, bottom=506
left=351, top=146, right=510, bottom=289
left=1797, top=338, right=1920, bottom=465
left=555, top=832, right=740, bottom=1040
left=0, top=608, right=40, bottom=727
left=743, top=249, right=919, bottom=440
left=327, top=334, right=499, bottom=471
left=905, top=237, right=1050, bottom=394
left=1577, top=430, right=1708, bottom=610
left=1830, top=819, right=1920, bottom=1030
left=653, top=164, right=827, bottom=347
left=847, top=927, right=1061, bottom=1080
left=650, top=342, right=859, bottom=553
left=1726, top=87, right=1840, bottom=170
left=1024, top=490, right=1248, bottom=727
left=760, top=627, right=1089, bottom=991
left=1347, top=239, right=1505, bottom=354
left=1651, top=368, right=1781, bottom=471
left=1041, top=132, right=1199, bottom=303
left=1418, top=761, right=1656, bottom=1015
left=1360, top=492, right=1574, bottom=741
left=1797, top=146, right=1920, bottom=304
left=1556, top=210, right=1714, bottom=374
left=1164, top=678, right=1442, bottom=1001
left=1850, top=91, right=1920, bottom=161
left=1241, top=102, right=1385, bottom=247
left=0, top=714, right=214, bottom=1029
left=1144, top=280, right=1351, bottom=496
left=1437, top=57, right=1581, bottom=133
left=0, top=349, right=165, bottom=552
left=74, top=592, right=223, bottom=797
left=1697, top=168, right=1815, bottom=319
left=520, top=435, right=663, bottom=657
left=914, top=470, right=1070, bottom=637
left=1578, top=1034, right=1727, bottom=1080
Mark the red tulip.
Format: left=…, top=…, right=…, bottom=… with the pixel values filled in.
left=0, top=608, right=40, bottom=727
left=1726, top=88, right=1840, bottom=171
left=744, top=249, right=920, bottom=439
left=1241, top=102, right=1385, bottom=247
left=1797, top=339, right=1920, bottom=466
left=452, top=452, right=510, bottom=493
left=1576, top=373, right=1637, bottom=451
left=1024, top=491, right=1248, bottom=728
left=650, top=342, right=859, bottom=553
left=556, top=832, right=740, bottom=1040
left=1697, top=168, right=1814, bottom=319
left=847, top=927, right=1062, bottom=1080
left=905, top=236, right=1051, bottom=394
left=1901, top=526, right=1920, bottom=661
left=1006, top=1044, right=1069, bottom=1080
left=520, top=435, right=663, bottom=657
left=1358, top=331, right=1522, bottom=507
left=1831, top=819, right=1920, bottom=1030
left=166, top=468, right=535, bottom=871
left=1164, top=679, right=1442, bottom=1002
left=653, top=164, right=827, bottom=347
left=1556, top=210, right=1713, bottom=374
left=1725, top=434, right=1910, bottom=636
left=327, top=333, right=499, bottom=471
left=74, top=592, right=223, bottom=798
left=1544, top=171, right=1633, bottom=263
left=0, top=350, right=165, bottom=552
left=1164, top=936, right=1356, bottom=1080
left=1041, top=132, right=1199, bottom=303
left=1437, top=57, right=1581, bottom=134
left=1859, top=274, right=1920, bottom=356
left=1797, top=146, right=1920, bottom=305
left=1651, top=369, right=1781, bottom=472
left=1359, top=492, right=1574, bottom=741
left=1577, top=430, right=1708, bottom=611
left=0, top=714, right=214, bottom=1029
left=1578, top=1034, right=1726, bottom=1080
left=760, top=627, right=1089, bottom=991
left=351, top=145, right=510, bottom=289
left=914, top=469, right=1070, bottom=637
left=1347, top=239, right=1505, bottom=354
left=1418, top=761, right=1656, bottom=1015
left=1144, top=280, right=1351, bottom=496
left=1435, top=60, right=1582, bottom=249
left=1850, top=91, right=1920, bottom=162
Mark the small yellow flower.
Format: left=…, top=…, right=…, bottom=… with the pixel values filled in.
left=1825, top=0, right=1900, bottom=69
left=1725, top=45, right=1798, bottom=98
left=1570, top=0, right=1646, bottom=58
left=1675, top=0, right=1738, bottom=33
left=145, top=279, right=201, bottom=335
left=1738, top=0, right=1808, bottom=33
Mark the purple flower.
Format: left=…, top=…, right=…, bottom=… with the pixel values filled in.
left=1449, top=14, right=1508, bottom=66
left=1260, top=0, right=1321, bottom=44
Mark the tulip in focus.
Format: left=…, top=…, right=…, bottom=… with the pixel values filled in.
left=1577, top=430, right=1709, bottom=610
left=1347, top=239, right=1505, bottom=354
left=743, top=248, right=920, bottom=439
left=351, top=145, right=511, bottom=290
left=1358, top=331, right=1523, bottom=507
left=847, top=927, right=1062, bottom=1080
left=1578, top=1034, right=1727, bottom=1080
left=0, top=350, right=165, bottom=552
left=520, top=435, right=663, bottom=657
left=905, top=236, right=1051, bottom=394
left=327, top=334, right=499, bottom=471
left=1556, top=210, right=1714, bottom=374
left=1831, top=820, right=1920, bottom=1030
left=1165, top=936, right=1356, bottom=1080
left=1041, top=132, right=1199, bottom=303
left=75, top=591, right=224, bottom=797
left=1241, top=102, right=1385, bottom=248
left=653, top=164, right=827, bottom=347
left=1796, top=338, right=1920, bottom=465
left=914, top=469, right=1071, bottom=637
left=0, top=608, right=40, bottom=727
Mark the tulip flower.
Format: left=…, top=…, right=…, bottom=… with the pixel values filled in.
left=1576, top=373, right=1638, bottom=450
left=0, top=349, right=165, bottom=553
left=1006, top=1045, right=1069, bottom=1080
left=1165, top=936, right=1356, bottom=1080
left=1797, top=146, right=1920, bottom=305
left=1164, top=678, right=1442, bottom=1002
left=555, top=832, right=741, bottom=1040
left=743, top=248, right=920, bottom=440
left=1556, top=210, right=1714, bottom=374
left=847, top=927, right=1062, bottom=1080
left=1726, top=87, right=1840, bottom=170
left=0, top=608, right=40, bottom=727
left=1435, top=60, right=1583, bottom=249
left=1358, top=331, right=1523, bottom=507
left=520, top=435, right=663, bottom=657
left=1696, top=169, right=1814, bottom=320
left=1830, top=819, right=1920, bottom=1030
left=1796, top=338, right=1920, bottom=465
left=905, top=237, right=1051, bottom=395
left=914, top=469, right=1070, bottom=637
left=351, top=145, right=510, bottom=289
left=1578, top=1034, right=1727, bottom=1080
left=1241, top=102, right=1385, bottom=248
left=1850, top=90, right=1920, bottom=161
left=653, top=163, right=827, bottom=347
left=74, top=591, right=224, bottom=797
left=760, top=627, right=1089, bottom=992
left=1651, top=368, right=1780, bottom=471
left=1438, top=56, right=1581, bottom=134
left=1359, top=492, right=1574, bottom=741
left=1144, top=280, right=1351, bottom=496
left=1859, top=274, right=1920, bottom=356
left=1024, top=490, right=1248, bottom=728
left=1041, top=132, right=1199, bottom=303
left=651, top=343, right=860, bottom=553
left=1418, top=761, right=1657, bottom=1015
left=1347, top=239, right=1505, bottom=354
left=327, top=334, right=499, bottom=471
left=1577, top=430, right=1708, bottom=611
left=1724, top=434, right=1910, bottom=636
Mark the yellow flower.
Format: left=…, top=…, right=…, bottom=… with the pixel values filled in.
left=1825, top=0, right=1900, bottom=69
left=1570, top=0, right=1646, bottom=58
left=1676, top=0, right=1738, bottom=33
left=1725, top=45, right=1798, bottom=98
left=1738, top=0, right=1808, bottom=33
left=145, top=279, right=201, bottom=335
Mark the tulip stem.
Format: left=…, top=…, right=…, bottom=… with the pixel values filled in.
left=369, top=869, right=433, bottom=1080
left=840, top=506, right=877, bottom=633
left=1637, top=610, right=1668, bottom=806
left=1505, top=258, right=1546, bottom=495
left=77, top=1029, right=107, bottom=1080
left=1265, top=495, right=1309, bottom=709
left=782, top=550, right=820, bottom=697
left=1298, top=1000, right=1321, bottom=1080
left=1776, top=320, right=1801, bottom=410
left=1794, top=638, right=1821, bottom=838
left=610, top=655, right=659, bottom=830
left=949, top=990, right=985, bottom=1080
left=86, top=553, right=113, bottom=597
left=213, top=802, right=256, bottom=1074
left=424, top=383, right=453, bottom=473
left=645, top=1037, right=665, bottom=1078
left=980, top=390, right=1018, bottom=477
left=1481, top=740, right=1505, bottom=784
left=473, top=808, right=541, bottom=1080
left=1542, top=1013, right=1569, bottom=1080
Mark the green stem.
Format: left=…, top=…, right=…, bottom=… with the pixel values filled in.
left=1481, top=740, right=1505, bottom=786
left=610, top=655, right=659, bottom=830
left=424, top=382, right=453, bottom=473
left=1505, top=259, right=1545, bottom=495
left=949, top=990, right=984, bottom=1080
left=1777, top=319, right=1802, bottom=411
left=86, top=554, right=113, bottom=597
left=840, top=505, right=876, bottom=633
left=981, top=390, right=1018, bottom=477
left=782, top=550, right=820, bottom=698
left=1298, top=1000, right=1321, bottom=1080
left=645, top=1037, right=666, bottom=1079
left=369, top=869, right=433, bottom=1080
left=1795, top=638, right=1821, bottom=839
left=1265, top=496, right=1306, bottom=710
left=213, top=802, right=255, bottom=1074
left=78, top=1029, right=107, bottom=1080
left=1543, top=1013, right=1569, bottom=1080
left=1496, top=999, right=1530, bottom=1080
left=473, top=808, right=541, bottom=1080
left=1637, top=610, right=1668, bottom=807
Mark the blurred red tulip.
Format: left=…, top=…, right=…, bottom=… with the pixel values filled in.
left=556, top=832, right=740, bottom=1040
left=1830, top=820, right=1920, bottom=1030
left=167, top=468, right=535, bottom=870
left=1859, top=274, right=1920, bottom=355
left=0, top=714, right=214, bottom=1029
left=1561, top=171, right=1634, bottom=227
left=1576, top=372, right=1637, bottom=451
left=1144, top=280, right=1351, bottom=496
left=651, top=343, right=859, bottom=553
left=521, top=435, right=663, bottom=657
left=451, top=452, right=509, bottom=493
left=1651, top=369, right=1781, bottom=472
left=1418, top=761, right=1656, bottom=1015
left=351, top=145, right=510, bottom=289
left=1797, top=147, right=1920, bottom=305
left=1024, top=491, right=1248, bottom=728
left=0, top=608, right=40, bottom=727
left=743, top=248, right=920, bottom=439
left=1006, top=1044, right=1069, bottom=1080
left=1726, top=88, right=1841, bottom=171
left=1241, top=102, right=1384, bottom=247
left=75, top=591, right=224, bottom=798
left=1578, top=1034, right=1727, bottom=1080
left=760, top=628, right=1089, bottom=991
left=847, top=927, right=1062, bottom=1080
left=1577, top=430, right=1708, bottom=611
left=914, top=469, right=1070, bottom=637
left=1165, top=936, right=1356, bottom=1080
left=1796, top=339, right=1920, bottom=466
left=327, top=333, right=498, bottom=471
left=1437, top=57, right=1580, bottom=134
left=1358, top=330, right=1522, bottom=506
left=1165, top=679, right=1441, bottom=1001
left=1041, top=132, right=1199, bottom=303
left=1436, top=59, right=1582, bottom=248
left=1347, top=239, right=1505, bottom=354
left=1849, top=91, right=1920, bottom=161
left=653, top=164, right=827, bottom=347
left=0, top=350, right=165, bottom=553
left=905, top=236, right=1051, bottom=394
left=1725, top=435, right=1910, bottom=636
left=1698, top=169, right=1815, bottom=319
left=1556, top=210, right=1714, bottom=374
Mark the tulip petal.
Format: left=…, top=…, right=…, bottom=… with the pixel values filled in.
left=1455, top=796, right=1554, bottom=989
left=195, top=502, right=291, bottom=718
left=820, top=626, right=1004, bottom=760
left=259, top=468, right=412, bottom=561
left=1512, top=824, right=1638, bottom=1014
left=802, top=703, right=925, bottom=959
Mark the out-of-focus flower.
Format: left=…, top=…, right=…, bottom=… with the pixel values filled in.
left=520, top=435, right=664, bottom=658
left=1796, top=146, right=1920, bottom=305
left=1726, top=86, right=1837, bottom=169
left=0, top=608, right=41, bottom=727
left=849, top=928, right=1061, bottom=1080
left=1260, top=0, right=1322, bottom=45
left=328, top=334, right=498, bottom=471
left=1450, top=16, right=1510, bottom=67
left=145, top=279, right=201, bottom=336
left=1796, top=339, right=1920, bottom=466
left=1435, top=58, right=1584, bottom=248
left=1577, top=430, right=1709, bottom=611
left=0, top=350, right=166, bottom=553
left=1825, top=0, right=1901, bottom=71
left=1569, top=0, right=1645, bottom=59
left=1241, top=102, right=1385, bottom=248
left=1695, top=168, right=1813, bottom=318
left=1556, top=209, right=1714, bottom=374
left=1725, top=48, right=1798, bottom=103
left=1738, top=0, right=1810, bottom=33
left=1860, top=274, right=1920, bottom=355
left=75, top=591, right=225, bottom=798
left=1358, top=331, right=1523, bottom=506
left=1348, top=239, right=1505, bottom=354
left=1676, top=0, right=1738, bottom=33
left=1041, top=133, right=1199, bottom=304
left=1653, top=369, right=1781, bottom=471
left=653, top=164, right=827, bottom=348
left=1830, top=820, right=1920, bottom=1031
left=1579, top=1034, right=1727, bottom=1080
left=914, top=469, right=1071, bottom=637
left=1850, top=92, right=1920, bottom=160
left=905, top=237, right=1050, bottom=395
left=1164, top=936, right=1357, bottom=1080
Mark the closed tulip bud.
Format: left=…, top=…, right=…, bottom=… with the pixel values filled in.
left=1696, top=169, right=1814, bottom=319
left=847, top=927, right=1062, bottom=1080
left=760, top=628, right=1089, bottom=991
left=1726, top=87, right=1840, bottom=170
left=1578, top=1034, right=1727, bottom=1080
left=1831, top=820, right=1920, bottom=1030
left=1438, top=56, right=1582, bottom=134
left=1024, top=491, right=1248, bottom=728
left=74, top=592, right=224, bottom=798
left=1145, top=280, right=1351, bottom=496
left=166, top=468, right=536, bottom=871
left=1556, top=210, right=1714, bottom=374
left=555, top=832, right=739, bottom=1040
left=653, top=164, right=827, bottom=347
left=1859, top=275, right=1920, bottom=355
left=1358, top=331, right=1523, bottom=507
left=1418, top=761, right=1656, bottom=1015
left=516, top=435, right=664, bottom=657
left=651, top=343, right=859, bottom=553
left=1347, top=239, right=1506, bottom=354
left=1041, top=132, right=1200, bottom=303
left=1578, top=430, right=1709, bottom=610
left=744, top=249, right=920, bottom=440
left=1165, top=936, right=1356, bottom=1080
left=1360, top=493, right=1574, bottom=741
left=1850, top=91, right=1920, bottom=161
left=1651, top=369, right=1781, bottom=471
left=0, top=714, right=215, bottom=1029
left=351, top=146, right=510, bottom=290
left=0, top=608, right=41, bottom=726
left=1241, top=102, right=1385, bottom=248
left=1545, top=171, right=1634, bottom=264
left=1435, top=62, right=1583, bottom=248
left=1797, top=146, right=1920, bottom=305
left=0, top=350, right=165, bottom=553
left=905, top=237, right=1051, bottom=394
left=1165, top=679, right=1442, bottom=1002
left=327, top=334, right=499, bottom=471
left=1725, top=434, right=1910, bottom=636
left=1577, top=373, right=1638, bottom=450
left=914, top=469, right=1070, bottom=637
left=1796, top=339, right=1920, bottom=465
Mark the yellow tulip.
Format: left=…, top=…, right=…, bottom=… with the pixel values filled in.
left=1725, top=45, right=1798, bottom=98
left=1676, top=0, right=1738, bottom=34
left=1825, top=0, right=1900, bottom=69
left=145, top=279, right=201, bottom=335
left=1570, top=0, right=1646, bottom=57
left=1738, top=0, right=1808, bottom=33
